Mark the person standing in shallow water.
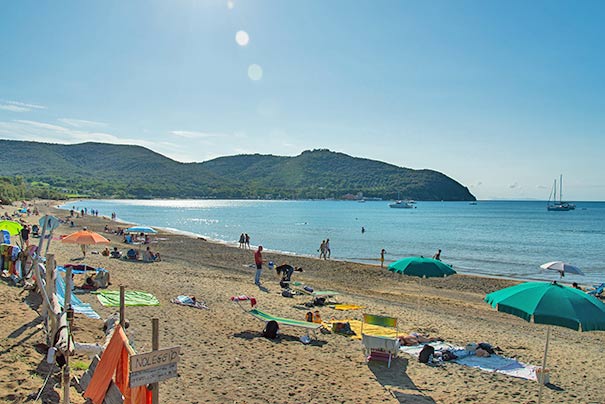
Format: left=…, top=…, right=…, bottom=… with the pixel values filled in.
left=239, top=233, right=245, bottom=248
left=380, top=249, right=386, bottom=268
left=245, top=234, right=250, bottom=250
left=325, top=238, right=331, bottom=259
left=433, top=249, right=441, bottom=260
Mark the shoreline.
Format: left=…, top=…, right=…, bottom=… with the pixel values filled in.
left=54, top=200, right=589, bottom=289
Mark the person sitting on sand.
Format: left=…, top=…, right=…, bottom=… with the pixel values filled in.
left=126, top=248, right=139, bottom=260
left=101, top=247, right=110, bottom=257
left=110, top=247, right=122, bottom=259
left=400, top=333, right=443, bottom=346
left=143, top=246, right=161, bottom=262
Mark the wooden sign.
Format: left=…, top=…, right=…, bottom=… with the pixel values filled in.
left=130, top=346, right=180, bottom=372
left=130, top=362, right=178, bottom=388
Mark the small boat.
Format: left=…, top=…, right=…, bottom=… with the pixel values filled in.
left=389, top=200, right=414, bottom=209
left=547, top=175, right=575, bottom=211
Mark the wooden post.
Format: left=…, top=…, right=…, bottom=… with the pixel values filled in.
left=46, top=256, right=58, bottom=345
left=119, top=286, right=126, bottom=329
left=151, top=318, right=159, bottom=404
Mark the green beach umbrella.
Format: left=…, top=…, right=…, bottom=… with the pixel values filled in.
left=387, top=256, right=456, bottom=278
left=387, top=257, right=456, bottom=310
left=485, top=281, right=605, bottom=403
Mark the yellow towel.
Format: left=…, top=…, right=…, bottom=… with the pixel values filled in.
left=330, top=304, right=365, bottom=311
left=328, top=319, right=401, bottom=340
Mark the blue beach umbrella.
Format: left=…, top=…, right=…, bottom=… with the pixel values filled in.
left=485, top=281, right=605, bottom=403
left=125, top=226, right=157, bottom=234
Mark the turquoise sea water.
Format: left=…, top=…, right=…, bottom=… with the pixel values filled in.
left=59, top=200, right=605, bottom=285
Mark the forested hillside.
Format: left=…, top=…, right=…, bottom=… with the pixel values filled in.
left=0, top=140, right=475, bottom=201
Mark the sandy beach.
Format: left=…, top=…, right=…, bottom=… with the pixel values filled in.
left=1, top=201, right=604, bottom=404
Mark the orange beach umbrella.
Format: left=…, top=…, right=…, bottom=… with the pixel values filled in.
left=61, top=230, right=110, bottom=245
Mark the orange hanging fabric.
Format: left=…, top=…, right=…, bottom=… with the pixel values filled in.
left=83, top=325, right=147, bottom=404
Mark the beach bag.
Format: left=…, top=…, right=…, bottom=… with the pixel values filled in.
left=418, top=345, right=435, bottom=363
left=304, top=286, right=314, bottom=293
left=313, top=297, right=326, bottom=306
left=281, top=289, right=293, bottom=298
left=262, top=320, right=279, bottom=339
left=442, top=350, right=457, bottom=361
left=305, top=312, right=314, bottom=322
left=478, top=342, right=495, bottom=355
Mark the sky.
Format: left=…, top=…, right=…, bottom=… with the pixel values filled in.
left=1, top=0, right=604, bottom=200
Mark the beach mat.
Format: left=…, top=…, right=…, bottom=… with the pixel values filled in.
left=94, top=290, right=160, bottom=307
left=399, top=342, right=538, bottom=381
left=55, top=274, right=101, bottom=319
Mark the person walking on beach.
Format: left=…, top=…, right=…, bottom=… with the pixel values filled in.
left=318, top=240, right=326, bottom=259
left=245, top=233, right=250, bottom=249
left=254, top=245, right=264, bottom=285
left=325, top=238, right=331, bottom=259
left=239, top=233, right=245, bottom=248
left=433, top=249, right=441, bottom=260
left=380, top=248, right=386, bottom=268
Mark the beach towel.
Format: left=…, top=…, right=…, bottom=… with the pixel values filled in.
left=57, top=264, right=104, bottom=275
left=452, top=350, right=538, bottom=381
left=327, top=319, right=402, bottom=340
left=55, top=274, right=101, bottom=319
left=399, top=342, right=538, bottom=381
left=329, top=304, right=365, bottom=311
left=171, top=295, right=208, bottom=309
left=94, top=290, right=160, bottom=307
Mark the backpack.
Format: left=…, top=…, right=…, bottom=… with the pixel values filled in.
left=313, top=297, right=326, bottom=306
left=418, top=345, right=435, bottom=363
left=262, top=320, right=279, bottom=339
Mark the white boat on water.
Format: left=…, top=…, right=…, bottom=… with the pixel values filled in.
left=389, top=200, right=414, bottom=209
left=547, top=175, right=576, bottom=211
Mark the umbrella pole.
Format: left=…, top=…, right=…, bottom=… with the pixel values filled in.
left=538, top=326, right=551, bottom=404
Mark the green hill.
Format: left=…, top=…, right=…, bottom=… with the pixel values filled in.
left=0, top=140, right=475, bottom=201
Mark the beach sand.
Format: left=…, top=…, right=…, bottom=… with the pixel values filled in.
left=1, top=201, right=603, bottom=403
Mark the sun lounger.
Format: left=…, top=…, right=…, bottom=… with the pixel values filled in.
left=232, top=296, right=322, bottom=339
left=361, top=313, right=399, bottom=368
left=587, top=283, right=605, bottom=297
left=289, top=281, right=340, bottom=299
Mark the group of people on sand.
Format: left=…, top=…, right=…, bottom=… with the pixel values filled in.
left=318, top=238, right=331, bottom=259
left=238, top=233, right=251, bottom=249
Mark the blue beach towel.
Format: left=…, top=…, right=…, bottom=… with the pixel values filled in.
left=55, top=274, right=101, bottom=320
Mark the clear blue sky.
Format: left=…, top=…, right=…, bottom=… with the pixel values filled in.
left=1, top=0, right=604, bottom=200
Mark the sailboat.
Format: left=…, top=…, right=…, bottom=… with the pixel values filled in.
left=547, top=175, right=576, bottom=211
left=389, top=192, right=414, bottom=209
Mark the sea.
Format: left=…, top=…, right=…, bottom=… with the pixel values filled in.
left=58, top=200, right=605, bottom=285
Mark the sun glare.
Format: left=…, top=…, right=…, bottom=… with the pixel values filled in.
left=235, top=30, right=249, bottom=47
left=227, top=0, right=234, bottom=10
left=247, top=64, right=263, bottom=81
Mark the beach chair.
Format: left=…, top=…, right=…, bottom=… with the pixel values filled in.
left=232, top=296, right=322, bottom=339
left=361, top=313, right=400, bottom=368
left=289, top=281, right=340, bottom=303
left=587, top=283, right=605, bottom=297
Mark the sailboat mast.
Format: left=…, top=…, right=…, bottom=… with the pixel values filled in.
left=559, top=174, right=563, bottom=203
